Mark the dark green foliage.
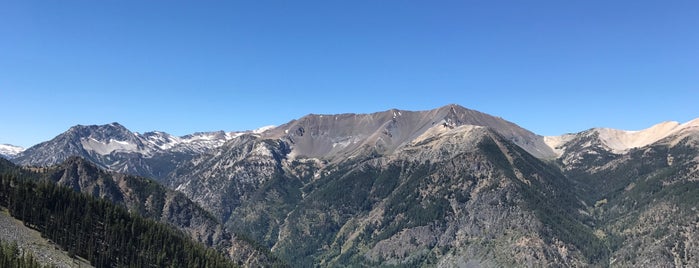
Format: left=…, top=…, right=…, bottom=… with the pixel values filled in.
left=370, top=164, right=402, bottom=200
left=314, top=165, right=377, bottom=212
left=477, top=136, right=516, bottom=178
left=142, top=152, right=194, bottom=182
left=271, top=158, right=457, bottom=266
left=122, top=174, right=168, bottom=217
left=480, top=136, right=610, bottom=264
left=0, top=238, right=45, bottom=268
left=381, top=161, right=450, bottom=232
left=229, top=172, right=303, bottom=248
left=558, top=140, right=699, bottom=265
left=0, top=172, right=237, bottom=268
left=231, top=233, right=289, bottom=268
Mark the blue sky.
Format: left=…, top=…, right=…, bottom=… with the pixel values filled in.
left=1, top=1, right=698, bottom=147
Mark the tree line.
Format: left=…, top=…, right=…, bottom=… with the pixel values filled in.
left=0, top=172, right=237, bottom=268
left=0, top=237, right=45, bottom=268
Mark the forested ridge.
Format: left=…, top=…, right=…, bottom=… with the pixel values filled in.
left=0, top=167, right=237, bottom=268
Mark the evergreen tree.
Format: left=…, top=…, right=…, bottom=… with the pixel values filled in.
left=0, top=172, right=238, bottom=268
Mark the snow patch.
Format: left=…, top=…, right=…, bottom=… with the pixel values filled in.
left=80, top=138, right=146, bottom=155
left=226, top=132, right=245, bottom=139
left=253, top=125, right=276, bottom=134
left=332, top=136, right=359, bottom=148
left=142, top=130, right=240, bottom=153
left=0, top=144, right=25, bottom=158
left=139, top=132, right=181, bottom=150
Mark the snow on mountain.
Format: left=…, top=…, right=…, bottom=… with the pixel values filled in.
left=169, top=131, right=239, bottom=154
left=12, top=122, right=281, bottom=181
left=253, top=125, right=276, bottom=134
left=71, top=123, right=153, bottom=156
left=90, top=129, right=252, bottom=156
left=138, top=127, right=275, bottom=154
left=77, top=127, right=257, bottom=156
left=80, top=137, right=148, bottom=155
left=140, top=131, right=181, bottom=151
left=16, top=122, right=276, bottom=167
left=0, top=144, right=25, bottom=159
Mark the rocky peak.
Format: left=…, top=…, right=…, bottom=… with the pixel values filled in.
left=263, top=104, right=555, bottom=160
left=12, top=122, right=243, bottom=174
left=67, top=122, right=135, bottom=141
left=545, top=117, right=699, bottom=167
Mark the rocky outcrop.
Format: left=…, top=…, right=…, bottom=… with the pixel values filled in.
left=170, top=123, right=601, bottom=267
left=12, top=123, right=243, bottom=182
left=29, top=157, right=281, bottom=267
left=264, top=104, right=556, bottom=160
left=11, top=104, right=699, bottom=267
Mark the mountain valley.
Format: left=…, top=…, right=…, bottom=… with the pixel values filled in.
left=3, top=104, right=698, bottom=267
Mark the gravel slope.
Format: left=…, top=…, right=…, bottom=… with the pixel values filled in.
left=0, top=209, right=93, bottom=268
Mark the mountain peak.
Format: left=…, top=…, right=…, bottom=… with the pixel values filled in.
left=69, top=122, right=127, bottom=130
left=61, top=155, right=94, bottom=166
left=436, top=103, right=468, bottom=112
left=67, top=122, right=134, bottom=140
left=13, top=122, right=246, bottom=177
left=263, top=104, right=555, bottom=159
left=545, top=117, right=699, bottom=156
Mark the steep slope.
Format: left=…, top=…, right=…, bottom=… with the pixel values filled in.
left=10, top=104, right=697, bottom=266
left=0, top=209, right=93, bottom=268
left=264, top=104, right=556, bottom=160
left=171, top=121, right=602, bottom=266
left=11, top=157, right=282, bottom=267
left=549, top=119, right=699, bottom=266
left=11, top=105, right=555, bottom=184
left=0, top=168, right=237, bottom=268
left=169, top=104, right=560, bottom=227
left=544, top=118, right=699, bottom=194
left=272, top=126, right=603, bottom=267
left=545, top=118, right=699, bottom=158
left=171, top=134, right=290, bottom=223
left=38, top=157, right=223, bottom=243
left=15, top=123, right=145, bottom=166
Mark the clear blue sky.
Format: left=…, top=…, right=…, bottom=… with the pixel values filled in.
left=2, top=1, right=698, bottom=148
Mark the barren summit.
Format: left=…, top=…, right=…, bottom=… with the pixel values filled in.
left=263, top=104, right=556, bottom=160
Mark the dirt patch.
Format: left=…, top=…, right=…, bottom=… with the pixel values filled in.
left=0, top=208, right=93, bottom=268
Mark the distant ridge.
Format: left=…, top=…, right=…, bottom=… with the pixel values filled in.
left=0, top=144, right=24, bottom=159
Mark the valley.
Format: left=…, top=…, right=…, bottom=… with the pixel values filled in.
left=2, top=104, right=698, bottom=267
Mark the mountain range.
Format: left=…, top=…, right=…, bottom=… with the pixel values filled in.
left=0, top=144, right=24, bottom=159
left=3, top=104, right=698, bottom=267
left=9, top=123, right=276, bottom=179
